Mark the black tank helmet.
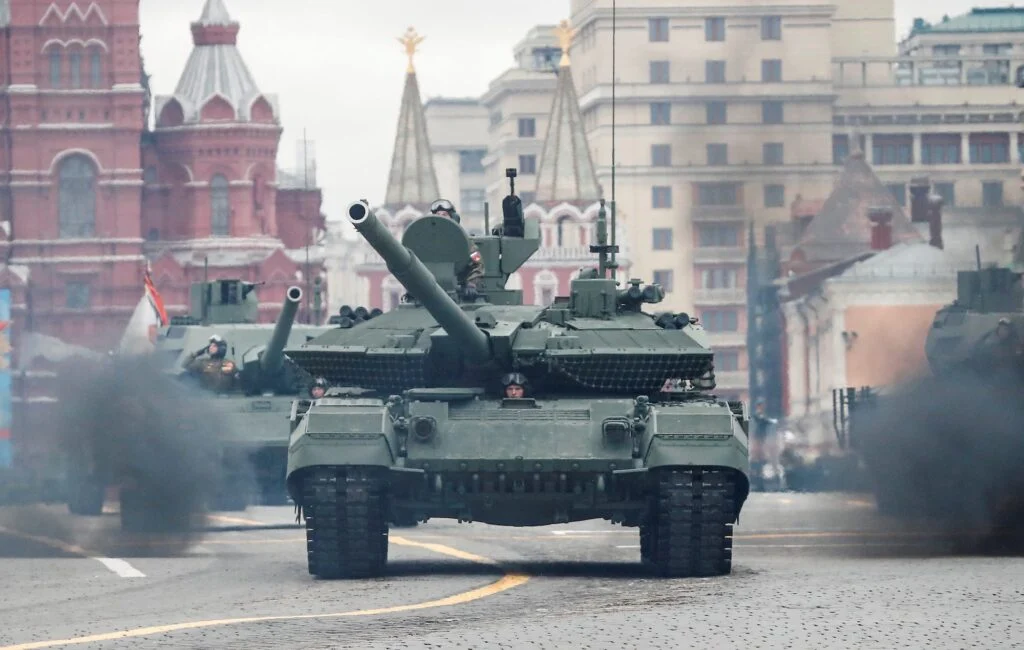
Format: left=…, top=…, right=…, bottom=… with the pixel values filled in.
left=310, top=377, right=329, bottom=395
left=430, top=198, right=461, bottom=224
left=500, top=372, right=529, bottom=395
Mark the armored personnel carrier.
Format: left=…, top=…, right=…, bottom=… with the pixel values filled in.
left=284, top=171, right=750, bottom=578
left=66, top=280, right=337, bottom=520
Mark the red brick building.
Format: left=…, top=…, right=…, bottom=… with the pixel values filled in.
left=0, top=0, right=326, bottom=352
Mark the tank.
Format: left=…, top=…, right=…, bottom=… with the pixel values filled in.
left=835, top=259, right=1024, bottom=515
left=64, top=281, right=344, bottom=523
left=284, top=170, right=750, bottom=579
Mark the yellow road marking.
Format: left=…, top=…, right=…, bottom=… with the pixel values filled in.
left=206, top=514, right=266, bottom=526
left=0, top=535, right=529, bottom=650
left=0, top=526, right=91, bottom=557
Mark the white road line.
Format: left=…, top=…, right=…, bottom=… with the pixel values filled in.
left=551, top=530, right=634, bottom=536
left=94, top=557, right=146, bottom=578
left=0, top=525, right=146, bottom=578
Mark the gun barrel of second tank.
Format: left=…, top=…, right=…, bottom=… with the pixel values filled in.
left=346, top=200, right=491, bottom=362
left=262, top=285, right=303, bottom=374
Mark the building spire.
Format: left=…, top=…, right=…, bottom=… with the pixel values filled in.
left=554, top=19, right=575, bottom=67
left=397, top=26, right=425, bottom=74
left=198, top=0, right=234, bottom=26
left=534, top=19, right=601, bottom=204
left=384, top=27, right=439, bottom=208
left=191, top=0, right=239, bottom=46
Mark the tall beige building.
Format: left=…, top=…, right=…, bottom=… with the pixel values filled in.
left=561, top=1, right=1024, bottom=400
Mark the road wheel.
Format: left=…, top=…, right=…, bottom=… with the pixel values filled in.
left=67, top=478, right=105, bottom=516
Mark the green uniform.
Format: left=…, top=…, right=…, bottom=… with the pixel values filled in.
left=185, top=354, right=238, bottom=393
left=462, top=242, right=485, bottom=286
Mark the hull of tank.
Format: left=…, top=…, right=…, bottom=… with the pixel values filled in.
left=286, top=394, right=750, bottom=579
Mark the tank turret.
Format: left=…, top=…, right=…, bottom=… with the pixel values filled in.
left=346, top=200, right=491, bottom=363
left=172, top=279, right=263, bottom=325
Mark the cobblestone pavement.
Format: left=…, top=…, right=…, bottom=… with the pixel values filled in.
left=1, top=493, right=1022, bottom=649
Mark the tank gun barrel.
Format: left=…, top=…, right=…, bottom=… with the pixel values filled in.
left=261, top=286, right=303, bottom=374
left=346, top=200, right=491, bottom=363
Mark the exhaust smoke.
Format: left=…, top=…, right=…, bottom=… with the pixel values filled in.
left=0, top=355, right=251, bottom=557
left=853, top=371, right=1024, bottom=554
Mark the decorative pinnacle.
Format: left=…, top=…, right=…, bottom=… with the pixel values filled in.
left=554, top=19, right=576, bottom=67
left=398, top=26, right=425, bottom=74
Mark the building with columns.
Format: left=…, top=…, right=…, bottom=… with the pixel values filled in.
left=345, top=23, right=629, bottom=314
left=0, top=0, right=327, bottom=353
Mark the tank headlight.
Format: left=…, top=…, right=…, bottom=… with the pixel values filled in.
left=603, top=418, right=630, bottom=444
left=411, top=416, right=437, bottom=443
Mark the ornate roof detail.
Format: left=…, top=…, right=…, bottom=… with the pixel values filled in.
left=383, top=28, right=439, bottom=208
left=153, top=0, right=278, bottom=127
left=533, top=20, right=600, bottom=205
left=792, top=151, right=922, bottom=263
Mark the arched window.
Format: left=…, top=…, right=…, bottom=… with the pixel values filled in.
left=69, top=51, right=81, bottom=89
left=210, top=174, right=230, bottom=236
left=89, top=49, right=102, bottom=87
left=58, top=155, right=97, bottom=238
left=556, top=215, right=571, bottom=247
left=49, top=49, right=61, bottom=87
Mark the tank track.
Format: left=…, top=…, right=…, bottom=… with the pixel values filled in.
left=302, top=468, right=389, bottom=579
left=640, top=468, right=738, bottom=577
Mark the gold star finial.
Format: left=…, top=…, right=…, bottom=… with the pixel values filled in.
left=398, top=26, right=425, bottom=73
left=554, top=19, right=576, bottom=68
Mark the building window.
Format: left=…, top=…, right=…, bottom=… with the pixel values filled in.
left=519, top=154, right=537, bottom=174
left=933, top=44, right=960, bottom=56
left=983, top=181, right=1004, bottom=207
left=762, top=59, right=782, bottom=82
left=520, top=191, right=536, bottom=205
left=706, top=101, right=727, bottom=124
left=89, top=49, right=102, bottom=87
left=698, top=224, right=740, bottom=247
left=702, top=309, right=738, bottom=332
left=459, top=149, right=485, bottom=173
left=652, top=186, right=672, bottom=208
left=697, top=182, right=739, bottom=206
left=701, top=268, right=737, bottom=288
left=763, top=142, right=784, bottom=165
left=921, top=134, right=960, bottom=164
left=652, top=228, right=673, bottom=250
left=873, top=135, right=913, bottom=165
left=49, top=50, right=61, bottom=87
left=58, top=155, right=96, bottom=238
left=651, top=144, right=671, bottom=167
left=650, top=102, right=671, bottom=125
left=983, top=43, right=1012, bottom=55
left=650, top=60, right=670, bottom=83
left=762, top=16, right=782, bottom=40
left=517, top=118, right=535, bottom=138
left=764, top=184, right=785, bottom=208
left=886, top=183, right=907, bottom=206
left=705, top=17, right=725, bottom=41
left=707, top=143, right=728, bottom=166
left=833, top=135, right=849, bottom=164
left=460, top=188, right=485, bottom=214
left=649, top=17, right=669, bottom=42
left=716, top=350, right=739, bottom=371
left=705, top=60, right=726, bottom=83
left=969, top=134, right=1010, bottom=164
left=210, top=174, right=231, bottom=236
left=934, top=182, right=955, bottom=207
left=762, top=101, right=783, bottom=124
left=653, top=269, right=674, bottom=292
left=556, top=216, right=572, bottom=247
left=69, top=51, right=81, bottom=88
left=65, top=282, right=91, bottom=309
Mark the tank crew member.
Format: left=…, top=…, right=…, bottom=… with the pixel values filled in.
left=976, top=317, right=1023, bottom=371
left=309, top=377, right=329, bottom=400
left=183, top=334, right=237, bottom=393
left=430, top=198, right=484, bottom=298
left=501, top=372, right=528, bottom=399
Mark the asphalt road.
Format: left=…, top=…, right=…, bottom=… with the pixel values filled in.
left=1, top=492, right=1022, bottom=649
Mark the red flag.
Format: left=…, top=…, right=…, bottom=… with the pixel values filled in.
left=144, top=270, right=168, bottom=326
